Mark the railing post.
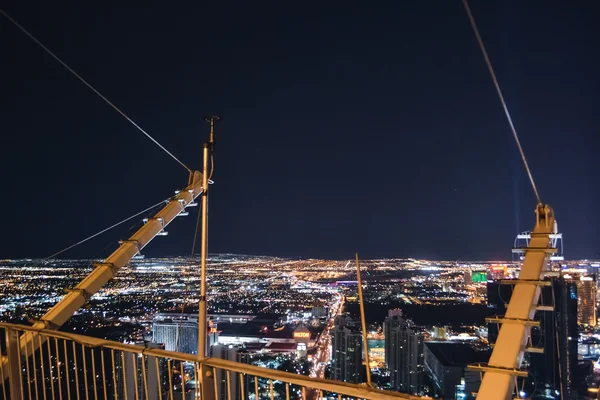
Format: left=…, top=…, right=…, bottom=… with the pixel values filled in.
left=200, top=362, right=216, bottom=400
left=5, top=327, right=23, bottom=399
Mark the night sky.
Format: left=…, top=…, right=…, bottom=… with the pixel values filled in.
left=1, top=1, right=598, bottom=260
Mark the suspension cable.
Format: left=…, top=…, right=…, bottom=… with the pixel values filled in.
left=0, top=8, right=192, bottom=173
left=45, top=198, right=169, bottom=259
left=462, top=0, right=542, bottom=205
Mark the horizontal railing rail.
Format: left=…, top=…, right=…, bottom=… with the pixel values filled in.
left=0, top=322, right=425, bottom=400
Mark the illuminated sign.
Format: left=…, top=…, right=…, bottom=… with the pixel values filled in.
left=294, top=332, right=310, bottom=339
left=472, top=272, right=487, bottom=283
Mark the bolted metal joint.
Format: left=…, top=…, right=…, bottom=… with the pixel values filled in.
left=118, top=239, right=142, bottom=254
left=93, top=262, right=119, bottom=274
left=65, top=288, right=93, bottom=301
left=29, top=318, right=60, bottom=330
left=535, top=204, right=554, bottom=229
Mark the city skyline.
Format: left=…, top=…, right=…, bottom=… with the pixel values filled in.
left=3, top=254, right=598, bottom=398
left=2, top=2, right=599, bottom=399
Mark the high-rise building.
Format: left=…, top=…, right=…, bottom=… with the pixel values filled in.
left=311, top=306, right=329, bottom=318
left=529, top=277, right=579, bottom=399
left=115, top=342, right=168, bottom=400
left=153, top=315, right=199, bottom=354
left=575, top=276, right=596, bottom=326
left=334, top=314, right=355, bottom=327
left=487, top=277, right=579, bottom=398
left=423, top=342, right=487, bottom=399
left=211, top=345, right=250, bottom=400
left=387, top=308, right=403, bottom=317
left=331, top=316, right=364, bottom=384
left=464, top=270, right=472, bottom=285
left=384, top=313, right=424, bottom=395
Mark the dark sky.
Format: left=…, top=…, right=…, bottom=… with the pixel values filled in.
left=1, top=1, right=598, bottom=260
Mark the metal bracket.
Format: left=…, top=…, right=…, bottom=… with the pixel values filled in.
left=28, top=318, right=60, bottom=330
left=512, top=247, right=558, bottom=254
left=500, top=279, right=551, bottom=286
left=118, top=239, right=141, bottom=254
left=543, top=271, right=561, bottom=277
left=65, top=288, right=93, bottom=301
left=525, top=347, right=544, bottom=354
left=530, top=232, right=554, bottom=238
left=467, top=363, right=528, bottom=377
left=485, top=316, right=540, bottom=327
left=93, top=262, right=119, bottom=273
left=142, top=217, right=165, bottom=228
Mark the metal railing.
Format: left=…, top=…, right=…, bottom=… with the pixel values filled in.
left=0, top=322, right=424, bottom=400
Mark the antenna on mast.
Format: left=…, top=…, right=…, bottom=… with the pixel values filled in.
left=205, top=115, right=220, bottom=151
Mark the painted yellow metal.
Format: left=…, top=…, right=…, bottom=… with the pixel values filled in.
left=0, top=322, right=427, bottom=400
left=1, top=172, right=204, bottom=372
left=476, top=204, right=556, bottom=399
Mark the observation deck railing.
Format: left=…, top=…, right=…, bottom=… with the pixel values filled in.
left=0, top=322, right=424, bottom=400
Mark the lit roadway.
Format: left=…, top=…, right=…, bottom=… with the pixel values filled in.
left=308, top=293, right=344, bottom=399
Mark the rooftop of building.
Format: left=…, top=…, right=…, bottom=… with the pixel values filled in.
left=217, top=322, right=322, bottom=340
left=425, top=342, right=489, bottom=367
left=266, top=342, right=298, bottom=352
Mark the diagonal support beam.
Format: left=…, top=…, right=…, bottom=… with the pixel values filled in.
left=1, top=171, right=204, bottom=372
left=475, top=204, right=556, bottom=400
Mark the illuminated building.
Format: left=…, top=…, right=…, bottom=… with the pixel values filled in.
left=432, top=326, right=448, bottom=340
left=208, top=321, right=220, bottom=349
left=153, top=315, right=198, bottom=354
left=384, top=313, right=424, bottom=395
left=472, top=271, right=487, bottom=283
left=464, top=270, right=472, bottom=284
left=294, top=324, right=311, bottom=344
left=576, top=276, right=597, bottom=326
left=331, top=317, right=364, bottom=383
left=311, top=306, right=329, bottom=318
left=388, top=308, right=403, bottom=317
left=488, top=265, right=507, bottom=281
left=297, top=342, right=308, bottom=358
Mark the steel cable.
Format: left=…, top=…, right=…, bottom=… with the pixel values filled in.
left=45, top=199, right=168, bottom=259
left=462, top=0, right=542, bottom=204
left=0, top=8, right=192, bottom=173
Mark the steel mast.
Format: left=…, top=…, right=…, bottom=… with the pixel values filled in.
left=198, top=115, right=219, bottom=359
